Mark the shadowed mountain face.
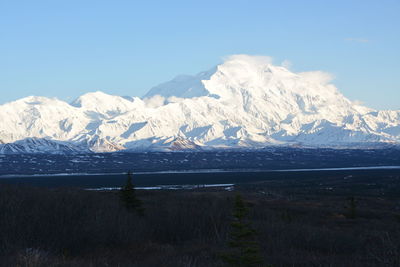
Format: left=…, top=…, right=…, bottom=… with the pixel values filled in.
left=0, top=55, right=399, bottom=153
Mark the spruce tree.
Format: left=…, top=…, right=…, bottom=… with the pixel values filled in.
left=119, top=171, right=144, bottom=215
left=222, top=194, right=265, bottom=267
left=346, top=196, right=357, bottom=219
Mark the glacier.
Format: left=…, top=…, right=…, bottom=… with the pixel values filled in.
left=0, top=54, right=399, bottom=153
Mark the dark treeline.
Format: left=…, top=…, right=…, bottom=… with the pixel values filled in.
left=0, top=179, right=400, bottom=266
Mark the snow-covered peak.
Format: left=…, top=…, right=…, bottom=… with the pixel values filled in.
left=0, top=54, right=399, bottom=153
left=71, top=91, right=120, bottom=107
left=9, top=95, right=65, bottom=106
left=216, top=54, right=275, bottom=78
left=145, top=55, right=344, bottom=105
left=205, top=55, right=342, bottom=101
left=143, top=55, right=355, bottom=128
left=144, top=55, right=276, bottom=99
left=144, top=69, right=216, bottom=99
left=71, top=91, right=140, bottom=117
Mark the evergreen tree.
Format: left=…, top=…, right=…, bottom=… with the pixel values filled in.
left=119, top=171, right=144, bottom=215
left=345, top=196, right=357, bottom=219
left=222, top=194, right=266, bottom=267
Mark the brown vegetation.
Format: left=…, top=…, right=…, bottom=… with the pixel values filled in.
left=0, top=175, right=399, bottom=266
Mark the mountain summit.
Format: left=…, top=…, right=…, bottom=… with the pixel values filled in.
left=1, top=55, right=399, bottom=153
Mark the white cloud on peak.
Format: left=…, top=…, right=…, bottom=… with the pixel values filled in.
left=298, top=71, right=335, bottom=85
left=223, top=54, right=273, bottom=65
left=143, top=95, right=166, bottom=108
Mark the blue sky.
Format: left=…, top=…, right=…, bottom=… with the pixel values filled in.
left=1, top=0, right=399, bottom=109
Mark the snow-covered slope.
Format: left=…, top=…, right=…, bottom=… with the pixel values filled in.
left=0, top=137, right=89, bottom=154
left=0, top=54, right=399, bottom=153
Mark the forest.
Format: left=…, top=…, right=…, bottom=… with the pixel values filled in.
left=1, top=169, right=399, bottom=266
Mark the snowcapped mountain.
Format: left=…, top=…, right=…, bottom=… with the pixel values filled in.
left=0, top=54, right=399, bottom=153
left=0, top=137, right=89, bottom=154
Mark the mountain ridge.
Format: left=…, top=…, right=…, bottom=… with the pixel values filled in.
left=0, top=55, right=399, bottom=153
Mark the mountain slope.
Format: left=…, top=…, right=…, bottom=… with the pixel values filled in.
left=0, top=137, right=89, bottom=154
left=0, top=54, right=399, bottom=153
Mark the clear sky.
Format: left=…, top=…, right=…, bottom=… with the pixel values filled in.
left=1, top=0, right=399, bottom=109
